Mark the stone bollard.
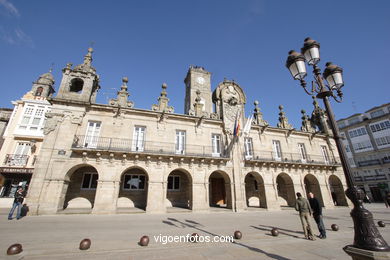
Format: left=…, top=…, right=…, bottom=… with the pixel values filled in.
left=378, top=221, right=386, bottom=227
left=271, top=228, right=279, bottom=236
left=191, top=233, right=199, bottom=243
left=79, top=238, right=91, bottom=250
left=234, top=231, right=242, bottom=240
left=7, top=244, right=23, bottom=255
left=139, top=236, right=149, bottom=246
left=331, top=224, right=339, bottom=231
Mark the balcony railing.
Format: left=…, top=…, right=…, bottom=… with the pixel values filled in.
left=3, top=154, right=29, bottom=166
left=243, top=150, right=340, bottom=165
left=72, top=135, right=229, bottom=158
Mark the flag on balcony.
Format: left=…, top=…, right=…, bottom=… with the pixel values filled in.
left=233, top=111, right=241, bottom=137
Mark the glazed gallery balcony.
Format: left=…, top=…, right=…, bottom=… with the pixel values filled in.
left=243, top=150, right=341, bottom=166
left=71, top=135, right=229, bottom=159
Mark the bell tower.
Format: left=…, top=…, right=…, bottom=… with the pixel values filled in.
left=55, top=48, right=100, bottom=103
left=184, top=66, right=212, bottom=115
left=31, top=69, right=55, bottom=99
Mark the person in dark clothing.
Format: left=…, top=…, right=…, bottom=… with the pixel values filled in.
left=295, top=192, right=315, bottom=240
left=8, top=187, right=24, bottom=220
left=308, top=192, right=326, bottom=239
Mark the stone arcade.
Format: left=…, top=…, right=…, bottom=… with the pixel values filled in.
left=26, top=48, right=349, bottom=215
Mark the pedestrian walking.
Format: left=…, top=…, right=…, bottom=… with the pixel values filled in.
left=295, top=192, right=315, bottom=240
left=308, top=192, right=327, bottom=239
left=8, top=187, right=25, bottom=220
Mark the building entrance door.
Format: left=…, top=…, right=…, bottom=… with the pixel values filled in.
left=211, top=178, right=225, bottom=206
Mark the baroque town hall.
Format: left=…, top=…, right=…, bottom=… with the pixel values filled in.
left=20, top=48, right=348, bottom=215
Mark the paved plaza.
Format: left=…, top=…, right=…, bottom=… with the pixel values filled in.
left=0, top=204, right=389, bottom=260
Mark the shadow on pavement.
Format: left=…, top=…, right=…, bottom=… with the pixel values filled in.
left=163, top=218, right=291, bottom=259
left=251, top=225, right=301, bottom=239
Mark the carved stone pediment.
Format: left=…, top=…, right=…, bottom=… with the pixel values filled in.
left=213, top=80, right=246, bottom=135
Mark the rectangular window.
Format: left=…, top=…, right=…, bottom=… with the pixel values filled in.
left=168, top=176, right=180, bottom=191
left=212, top=134, right=221, bottom=157
left=345, top=145, right=351, bottom=153
left=370, top=110, right=385, bottom=118
left=132, top=126, right=145, bottom=152
left=175, top=130, right=186, bottom=155
left=348, top=127, right=367, bottom=138
left=7, top=142, right=31, bottom=166
left=81, top=173, right=98, bottom=189
left=298, top=143, right=307, bottom=162
left=321, top=145, right=330, bottom=164
left=352, top=141, right=373, bottom=151
left=123, top=174, right=146, bottom=190
left=84, top=121, right=101, bottom=148
left=244, top=137, right=254, bottom=159
left=370, top=121, right=390, bottom=133
left=375, top=136, right=390, bottom=147
left=272, top=140, right=282, bottom=161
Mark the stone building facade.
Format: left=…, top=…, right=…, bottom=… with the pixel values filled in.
left=0, top=71, right=54, bottom=203
left=26, top=48, right=349, bottom=215
left=0, top=108, right=13, bottom=149
left=337, top=103, right=390, bottom=202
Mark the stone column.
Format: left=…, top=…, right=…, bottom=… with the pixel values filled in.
left=146, top=181, right=165, bottom=213
left=232, top=142, right=245, bottom=212
left=264, top=183, right=280, bottom=210
left=320, top=183, right=334, bottom=209
left=192, top=182, right=208, bottom=212
left=92, top=180, right=118, bottom=214
left=35, top=180, right=67, bottom=215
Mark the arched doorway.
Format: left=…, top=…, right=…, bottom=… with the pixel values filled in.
left=304, top=174, right=324, bottom=206
left=276, top=173, right=295, bottom=207
left=63, top=165, right=98, bottom=212
left=245, top=172, right=266, bottom=208
left=118, top=167, right=148, bottom=211
left=209, top=171, right=232, bottom=209
left=329, top=175, right=348, bottom=206
left=166, top=169, right=192, bottom=210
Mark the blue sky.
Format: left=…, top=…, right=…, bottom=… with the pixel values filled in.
left=0, top=0, right=389, bottom=127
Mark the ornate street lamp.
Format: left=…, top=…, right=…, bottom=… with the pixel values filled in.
left=286, top=37, right=390, bottom=257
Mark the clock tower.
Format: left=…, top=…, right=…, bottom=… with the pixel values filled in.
left=184, top=66, right=212, bottom=116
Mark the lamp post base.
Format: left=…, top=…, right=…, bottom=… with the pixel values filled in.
left=344, top=245, right=390, bottom=260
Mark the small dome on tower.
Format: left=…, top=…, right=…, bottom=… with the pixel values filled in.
left=36, top=71, right=55, bottom=86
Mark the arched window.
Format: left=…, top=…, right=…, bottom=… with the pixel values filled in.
left=35, top=87, right=43, bottom=97
left=70, top=78, right=84, bottom=93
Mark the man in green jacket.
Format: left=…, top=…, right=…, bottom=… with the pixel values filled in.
left=295, top=192, right=315, bottom=240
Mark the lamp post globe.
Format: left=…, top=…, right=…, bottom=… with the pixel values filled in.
left=323, top=62, right=344, bottom=90
left=301, top=37, right=321, bottom=65
left=286, top=50, right=307, bottom=80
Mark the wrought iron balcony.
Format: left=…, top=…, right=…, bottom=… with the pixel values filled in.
left=243, top=150, right=340, bottom=166
left=3, top=154, right=30, bottom=166
left=71, top=135, right=229, bottom=158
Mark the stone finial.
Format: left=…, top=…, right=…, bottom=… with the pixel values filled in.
left=192, top=89, right=208, bottom=117
left=311, top=96, right=332, bottom=135
left=83, top=47, right=93, bottom=65
left=277, top=105, right=293, bottom=129
left=151, top=83, right=174, bottom=113
left=253, top=100, right=268, bottom=126
left=301, top=109, right=316, bottom=133
left=109, top=77, right=134, bottom=108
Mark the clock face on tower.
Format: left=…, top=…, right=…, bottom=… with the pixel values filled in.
left=196, top=76, right=205, bottom=85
